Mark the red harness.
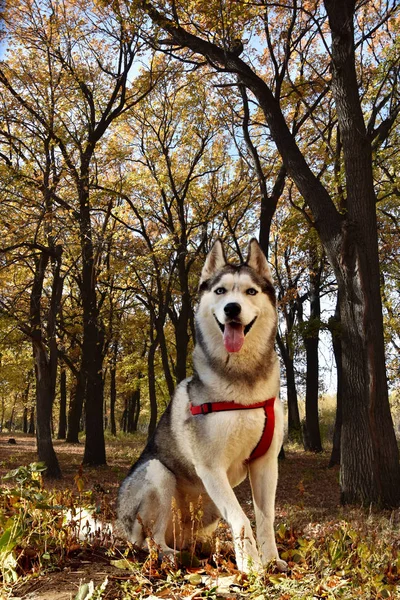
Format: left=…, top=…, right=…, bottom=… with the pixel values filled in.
left=189, top=397, right=276, bottom=463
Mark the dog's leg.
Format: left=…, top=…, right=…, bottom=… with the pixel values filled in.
left=195, top=466, right=261, bottom=572
left=249, top=454, right=287, bottom=571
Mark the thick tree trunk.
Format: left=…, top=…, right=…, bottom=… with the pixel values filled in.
left=8, top=401, right=16, bottom=431
left=82, top=322, right=105, bottom=463
left=79, top=182, right=106, bottom=465
left=323, top=0, right=400, bottom=505
left=57, top=366, right=67, bottom=440
left=30, top=250, right=62, bottom=478
left=33, top=345, right=61, bottom=477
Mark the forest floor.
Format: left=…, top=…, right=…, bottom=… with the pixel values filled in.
left=0, top=433, right=399, bottom=599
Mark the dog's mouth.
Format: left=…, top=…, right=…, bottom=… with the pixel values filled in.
left=214, top=315, right=257, bottom=353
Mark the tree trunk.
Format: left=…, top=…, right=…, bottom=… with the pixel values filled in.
left=240, top=85, right=286, bottom=259
left=286, top=355, right=302, bottom=441
left=57, top=366, right=67, bottom=440
left=174, top=247, right=192, bottom=384
left=133, top=387, right=141, bottom=431
left=110, top=345, right=117, bottom=436
left=158, top=328, right=175, bottom=397
left=28, top=407, right=35, bottom=434
left=23, top=408, right=28, bottom=433
left=66, top=375, right=85, bottom=443
left=147, top=332, right=158, bottom=438
left=328, top=294, right=343, bottom=467
left=323, top=0, right=400, bottom=506
left=277, top=334, right=302, bottom=441
left=8, top=400, right=16, bottom=431
left=33, top=346, right=61, bottom=477
left=304, top=336, right=322, bottom=452
left=30, top=250, right=62, bottom=478
left=79, top=182, right=106, bottom=465
left=303, top=254, right=323, bottom=452
left=22, top=373, right=32, bottom=434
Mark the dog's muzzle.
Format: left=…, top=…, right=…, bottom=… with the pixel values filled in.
left=214, top=314, right=257, bottom=335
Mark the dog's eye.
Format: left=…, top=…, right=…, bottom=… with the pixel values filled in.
left=246, top=288, right=258, bottom=296
left=215, top=287, right=226, bottom=295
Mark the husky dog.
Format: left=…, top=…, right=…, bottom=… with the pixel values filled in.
left=117, top=239, right=285, bottom=572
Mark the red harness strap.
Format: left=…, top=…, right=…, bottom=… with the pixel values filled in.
left=189, top=397, right=276, bottom=463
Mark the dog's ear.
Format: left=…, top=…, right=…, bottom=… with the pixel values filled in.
left=199, top=239, right=226, bottom=287
left=246, top=238, right=273, bottom=283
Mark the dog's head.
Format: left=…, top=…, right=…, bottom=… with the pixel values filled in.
left=197, top=239, right=276, bottom=354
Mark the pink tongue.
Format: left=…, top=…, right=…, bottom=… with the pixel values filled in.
left=223, top=322, right=245, bottom=353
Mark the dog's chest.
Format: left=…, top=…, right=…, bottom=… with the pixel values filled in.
left=199, top=408, right=266, bottom=467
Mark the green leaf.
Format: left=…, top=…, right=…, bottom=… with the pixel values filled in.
left=0, top=528, right=12, bottom=550
left=269, top=574, right=286, bottom=585
left=30, top=461, right=47, bottom=472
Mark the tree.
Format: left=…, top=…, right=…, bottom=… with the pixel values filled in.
left=137, top=0, right=400, bottom=505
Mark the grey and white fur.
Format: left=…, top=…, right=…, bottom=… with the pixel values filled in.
left=117, top=238, right=286, bottom=572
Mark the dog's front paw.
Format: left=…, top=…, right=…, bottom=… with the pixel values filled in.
left=234, top=542, right=262, bottom=574
left=259, top=548, right=288, bottom=572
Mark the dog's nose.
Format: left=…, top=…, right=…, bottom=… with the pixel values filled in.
left=224, top=302, right=241, bottom=319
